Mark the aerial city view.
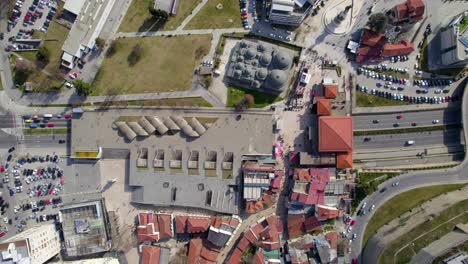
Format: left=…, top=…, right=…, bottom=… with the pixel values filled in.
left=0, top=0, right=467, bottom=263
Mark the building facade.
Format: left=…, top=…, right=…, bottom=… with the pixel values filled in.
left=440, top=14, right=468, bottom=67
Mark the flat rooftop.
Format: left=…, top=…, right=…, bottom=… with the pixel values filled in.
left=62, top=0, right=115, bottom=56
left=71, top=109, right=275, bottom=214
left=59, top=200, right=111, bottom=258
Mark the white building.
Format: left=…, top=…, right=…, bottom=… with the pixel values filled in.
left=61, top=0, right=116, bottom=69
left=269, top=0, right=321, bottom=27
left=0, top=224, right=60, bottom=264
left=440, top=13, right=468, bottom=67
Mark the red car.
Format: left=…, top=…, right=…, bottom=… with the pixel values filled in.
left=45, top=199, right=50, bottom=205
left=64, top=114, right=71, bottom=119
left=47, top=123, right=55, bottom=127
left=352, top=258, right=357, bottom=264
left=37, top=169, right=41, bottom=174
left=396, top=114, right=403, bottom=119
left=0, top=231, right=7, bottom=238
left=350, top=220, right=356, bottom=226
left=0, top=166, right=4, bottom=173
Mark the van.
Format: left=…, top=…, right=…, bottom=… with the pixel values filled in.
left=406, top=140, right=415, bottom=145
left=43, top=114, right=53, bottom=118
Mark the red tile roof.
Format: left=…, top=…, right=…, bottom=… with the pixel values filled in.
left=325, top=232, right=338, bottom=250
left=211, top=216, right=222, bottom=229
left=237, top=237, right=251, bottom=252
left=316, top=205, right=340, bottom=220
left=229, top=218, right=240, bottom=229
left=395, top=3, right=408, bottom=19
left=175, top=215, right=188, bottom=234
left=276, top=217, right=284, bottom=234
left=304, top=217, right=322, bottom=233
left=187, top=217, right=211, bottom=233
left=262, top=193, right=274, bottom=206
left=357, top=46, right=382, bottom=56
left=360, top=29, right=386, bottom=47
left=324, top=84, right=338, bottom=99
left=408, top=0, right=424, bottom=22
left=382, top=41, right=414, bottom=57
left=317, top=98, right=331, bottom=116
left=188, top=239, right=203, bottom=264
left=336, top=152, right=353, bottom=168
left=227, top=248, right=243, bottom=264
left=288, top=214, right=305, bottom=238
left=200, top=246, right=219, bottom=262
left=141, top=245, right=161, bottom=264
left=254, top=250, right=264, bottom=264
left=137, top=213, right=160, bottom=242
left=157, top=214, right=173, bottom=240
left=318, top=116, right=353, bottom=152
left=295, top=168, right=311, bottom=182
left=245, top=229, right=258, bottom=244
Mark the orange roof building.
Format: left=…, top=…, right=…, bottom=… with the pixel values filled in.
left=382, top=41, right=415, bottom=57
left=316, top=205, right=340, bottom=220
left=141, top=245, right=161, bottom=264
left=360, top=29, right=386, bottom=47
left=136, top=212, right=173, bottom=242
left=390, top=0, right=425, bottom=23
left=318, top=116, right=353, bottom=153
left=317, top=98, right=331, bottom=116
left=324, top=84, right=338, bottom=99
left=186, top=217, right=211, bottom=233
left=336, top=152, right=353, bottom=168
left=325, top=232, right=338, bottom=250
left=188, top=239, right=203, bottom=264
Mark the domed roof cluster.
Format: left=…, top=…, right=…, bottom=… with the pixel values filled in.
left=226, top=40, right=294, bottom=94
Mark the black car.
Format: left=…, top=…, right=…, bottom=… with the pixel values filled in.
left=58, top=139, right=66, bottom=144
left=7, top=155, right=12, bottom=162
left=380, top=187, right=388, bottom=193
left=412, top=123, right=417, bottom=126
left=372, top=119, right=380, bottom=124
left=393, top=123, right=400, bottom=127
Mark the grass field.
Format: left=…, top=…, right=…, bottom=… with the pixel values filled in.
left=363, top=184, right=467, bottom=247
left=93, top=35, right=211, bottom=95
left=31, top=97, right=213, bottom=107
left=378, top=199, right=468, bottom=264
left=118, top=0, right=201, bottom=32
left=23, top=128, right=69, bottom=134
left=356, top=91, right=411, bottom=107
left=226, top=86, right=283, bottom=108
left=359, top=172, right=399, bottom=184
left=185, top=0, right=242, bottom=29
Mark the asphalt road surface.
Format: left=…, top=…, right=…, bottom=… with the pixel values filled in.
left=352, top=80, right=468, bottom=264
left=23, top=134, right=68, bottom=149
left=0, top=130, right=16, bottom=149
left=354, top=129, right=463, bottom=150
left=0, top=113, right=13, bottom=128
left=23, top=118, right=70, bottom=129
left=353, top=108, right=461, bottom=130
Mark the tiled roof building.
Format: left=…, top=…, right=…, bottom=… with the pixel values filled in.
left=136, top=212, right=173, bottom=242
left=317, top=98, right=331, bottom=116
left=390, top=0, right=425, bottom=24
left=318, top=116, right=353, bottom=152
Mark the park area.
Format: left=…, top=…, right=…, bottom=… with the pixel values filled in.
left=13, top=21, right=69, bottom=91
left=226, top=86, right=283, bottom=108
left=118, top=0, right=201, bottom=32
left=92, top=35, right=211, bottom=95
left=356, top=91, right=410, bottom=107
left=185, top=0, right=242, bottom=29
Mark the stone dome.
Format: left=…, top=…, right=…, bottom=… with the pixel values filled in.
left=237, top=55, right=244, bottom=62
left=251, top=59, right=258, bottom=66
left=272, top=51, right=292, bottom=69
left=245, top=48, right=257, bottom=59
left=260, top=54, right=272, bottom=66
left=266, top=70, right=287, bottom=90
left=233, top=70, right=242, bottom=77
left=235, top=63, right=244, bottom=70
left=252, top=80, right=261, bottom=89
left=256, top=68, right=268, bottom=80
left=243, top=69, right=253, bottom=77
left=257, top=44, right=266, bottom=52
left=240, top=41, right=248, bottom=48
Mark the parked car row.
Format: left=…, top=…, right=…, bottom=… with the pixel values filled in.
left=390, top=55, right=409, bottom=63
left=371, top=64, right=408, bottom=73
left=413, top=78, right=453, bottom=87
left=239, top=0, right=250, bottom=29
left=358, top=85, right=458, bottom=104
left=357, top=68, right=409, bottom=85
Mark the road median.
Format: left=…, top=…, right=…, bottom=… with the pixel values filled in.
left=354, top=124, right=461, bottom=136
left=23, top=128, right=69, bottom=134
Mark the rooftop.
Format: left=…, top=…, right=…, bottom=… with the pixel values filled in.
left=317, top=98, right=331, bottom=116
left=318, top=116, right=353, bottom=153
left=59, top=200, right=111, bottom=258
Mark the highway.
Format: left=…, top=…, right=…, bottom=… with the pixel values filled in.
left=22, top=118, right=70, bottom=129
left=0, top=113, right=13, bottom=128
left=354, top=129, right=464, bottom=150
left=353, top=108, right=461, bottom=130
left=23, top=134, right=68, bottom=148
left=352, top=81, right=468, bottom=264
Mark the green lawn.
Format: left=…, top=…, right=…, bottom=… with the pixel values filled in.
left=23, top=128, right=69, bottom=134
left=363, top=184, right=467, bottom=247
left=459, top=15, right=468, bottom=32
left=31, top=97, right=213, bottom=107
left=359, top=172, right=399, bottom=184
left=378, top=199, right=468, bottom=264
left=185, top=0, right=242, bottom=29
left=356, top=91, right=411, bottom=107
left=93, top=35, right=211, bottom=95
left=118, top=0, right=201, bottom=32
left=13, top=21, right=69, bottom=92
left=226, top=86, right=283, bottom=108
left=360, top=67, right=409, bottom=78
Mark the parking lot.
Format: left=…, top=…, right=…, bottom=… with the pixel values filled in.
left=0, top=148, right=65, bottom=240
left=4, top=0, right=57, bottom=51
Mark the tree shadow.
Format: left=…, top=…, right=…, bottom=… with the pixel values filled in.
left=137, top=17, right=165, bottom=32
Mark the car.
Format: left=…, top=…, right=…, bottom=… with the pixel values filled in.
left=432, top=119, right=440, bottom=124
left=393, top=123, right=400, bottom=127
left=396, top=114, right=403, bottom=119
left=58, top=139, right=66, bottom=144
left=68, top=72, right=77, bottom=79
left=350, top=220, right=356, bottom=226
left=364, top=137, right=371, bottom=142
left=380, top=187, right=387, bottom=193
left=47, top=123, right=55, bottom=127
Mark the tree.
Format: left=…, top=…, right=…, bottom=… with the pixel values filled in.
left=73, top=80, right=93, bottom=96
left=95, top=37, right=105, bottom=49
left=234, top=94, right=254, bottom=111
left=36, top=46, right=50, bottom=64
left=106, top=41, right=119, bottom=57
left=367, top=13, right=388, bottom=33
left=14, top=59, right=33, bottom=85
left=127, top=44, right=143, bottom=66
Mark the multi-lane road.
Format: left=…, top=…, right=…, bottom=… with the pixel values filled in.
left=353, top=107, right=461, bottom=130
left=352, top=82, right=468, bottom=263
left=354, top=129, right=464, bottom=150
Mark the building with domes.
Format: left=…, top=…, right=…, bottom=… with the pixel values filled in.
left=225, top=40, right=295, bottom=94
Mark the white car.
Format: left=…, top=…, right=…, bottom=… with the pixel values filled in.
left=3, top=217, right=8, bottom=223
left=432, top=119, right=440, bottom=124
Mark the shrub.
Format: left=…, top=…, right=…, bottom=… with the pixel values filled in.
left=106, top=41, right=119, bottom=57
left=95, top=37, right=105, bottom=49
left=367, top=13, right=388, bottom=33
left=73, top=80, right=93, bottom=96
left=36, top=46, right=50, bottom=64
left=127, top=44, right=144, bottom=66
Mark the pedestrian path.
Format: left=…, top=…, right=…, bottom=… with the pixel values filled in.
left=176, top=0, right=208, bottom=31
